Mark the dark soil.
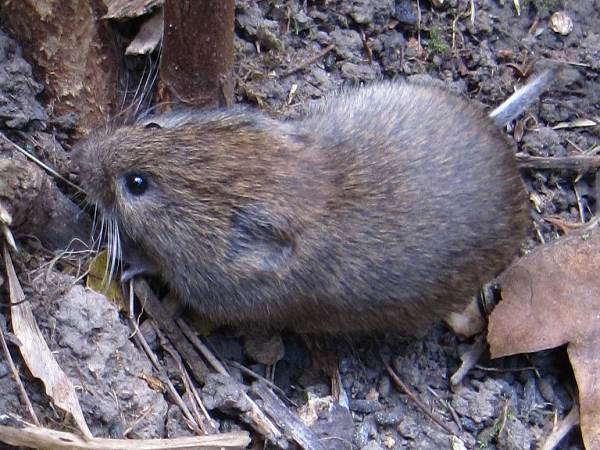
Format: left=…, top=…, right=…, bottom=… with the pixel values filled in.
left=1, top=1, right=599, bottom=449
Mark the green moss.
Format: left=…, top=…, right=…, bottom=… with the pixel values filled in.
left=428, top=27, right=449, bottom=54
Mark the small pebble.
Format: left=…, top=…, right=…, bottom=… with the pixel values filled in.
left=374, top=408, right=403, bottom=426
left=350, top=399, right=382, bottom=414
left=549, top=11, right=573, bottom=36
left=353, top=420, right=375, bottom=448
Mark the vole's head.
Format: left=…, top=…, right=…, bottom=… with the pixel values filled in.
left=72, top=110, right=314, bottom=286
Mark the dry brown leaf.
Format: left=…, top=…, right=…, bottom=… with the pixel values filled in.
left=3, top=247, right=93, bottom=439
left=86, top=250, right=126, bottom=309
left=488, top=229, right=600, bottom=449
left=125, top=9, right=163, bottom=55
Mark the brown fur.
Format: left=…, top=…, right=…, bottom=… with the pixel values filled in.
left=73, top=81, right=528, bottom=334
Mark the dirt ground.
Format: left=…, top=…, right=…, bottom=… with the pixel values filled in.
left=1, top=0, right=599, bottom=449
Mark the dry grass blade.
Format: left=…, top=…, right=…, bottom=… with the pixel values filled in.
left=0, top=131, right=85, bottom=194
left=539, top=405, right=580, bottom=450
left=0, top=205, right=16, bottom=251
left=513, top=0, right=521, bottom=16
left=0, top=314, right=39, bottom=426
left=2, top=246, right=93, bottom=439
left=0, top=422, right=250, bottom=450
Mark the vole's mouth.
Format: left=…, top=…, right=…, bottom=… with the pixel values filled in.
left=86, top=204, right=158, bottom=286
left=84, top=204, right=123, bottom=289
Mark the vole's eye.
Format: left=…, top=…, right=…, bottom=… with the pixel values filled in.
left=124, top=172, right=149, bottom=196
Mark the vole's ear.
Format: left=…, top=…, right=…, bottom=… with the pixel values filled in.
left=228, top=204, right=296, bottom=273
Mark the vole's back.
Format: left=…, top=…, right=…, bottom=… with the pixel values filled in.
left=283, top=83, right=528, bottom=333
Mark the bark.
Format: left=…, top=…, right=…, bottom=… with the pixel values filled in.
left=159, top=0, right=235, bottom=108
left=0, top=0, right=120, bottom=135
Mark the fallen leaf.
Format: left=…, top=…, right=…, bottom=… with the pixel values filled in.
left=125, top=9, right=163, bottom=55
left=3, top=247, right=92, bottom=439
left=86, top=250, right=126, bottom=309
left=488, top=229, right=600, bottom=449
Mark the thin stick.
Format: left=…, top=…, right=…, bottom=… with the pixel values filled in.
left=416, top=0, right=421, bottom=46
left=127, top=316, right=200, bottom=435
left=516, top=153, right=600, bottom=171
left=176, top=319, right=229, bottom=376
left=133, top=281, right=284, bottom=444
left=152, top=323, right=206, bottom=435
left=0, top=132, right=84, bottom=194
left=382, top=354, right=457, bottom=437
left=227, top=360, right=297, bottom=407
left=0, top=420, right=250, bottom=450
left=281, top=44, right=334, bottom=77
left=539, top=405, right=580, bottom=450
left=0, top=318, right=40, bottom=426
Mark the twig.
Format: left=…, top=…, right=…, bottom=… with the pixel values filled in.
left=573, top=183, right=586, bottom=223
left=252, top=383, right=326, bottom=450
left=134, top=280, right=210, bottom=383
left=416, top=0, right=421, bottom=46
left=123, top=404, right=156, bottom=438
left=542, top=58, right=592, bottom=68
left=133, top=280, right=285, bottom=446
left=0, top=131, right=84, bottom=194
left=539, top=405, right=580, bottom=450
left=473, top=364, right=538, bottom=373
left=176, top=319, right=229, bottom=376
left=426, top=387, right=463, bottom=432
left=127, top=315, right=201, bottom=435
left=516, top=153, right=600, bottom=171
left=0, top=316, right=40, bottom=426
left=469, top=0, right=475, bottom=25
left=228, top=360, right=297, bottom=407
left=0, top=225, right=16, bottom=252
left=281, top=44, right=334, bottom=77
left=382, top=354, right=457, bottom=437
left=152, top=323, right=211, bottom=434
left=0, top=420, right=250, bottom=450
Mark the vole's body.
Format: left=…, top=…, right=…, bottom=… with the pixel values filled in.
left=75, top=82, right=528, bottom=334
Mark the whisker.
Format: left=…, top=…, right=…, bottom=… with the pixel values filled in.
left=134, top=53, right=161, bottom=118
left=91, top=206, right=100, bottom=245
left=94, top=213, right=106, bottom=255
left=101, top=216, right=110, bottom=287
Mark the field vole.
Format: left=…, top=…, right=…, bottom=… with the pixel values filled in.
left=74, top=81, right=529, bottom=334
